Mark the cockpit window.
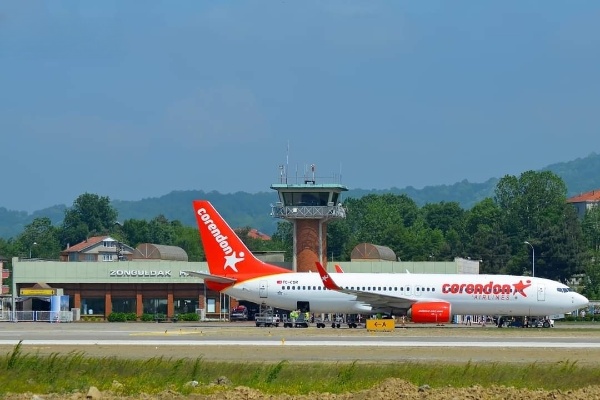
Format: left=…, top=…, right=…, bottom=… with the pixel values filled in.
left=556, top=287, right=573, bottom=293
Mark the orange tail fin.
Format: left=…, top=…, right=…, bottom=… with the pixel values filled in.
left=193, top=200, right=290, bottom=281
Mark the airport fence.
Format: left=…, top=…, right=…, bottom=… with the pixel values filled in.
left=0, top=310, right=73, bottom=322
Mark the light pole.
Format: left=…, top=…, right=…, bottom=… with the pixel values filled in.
left=524, top=241, right=535, bottom=277
left=29, top=242, right=37, bottom=259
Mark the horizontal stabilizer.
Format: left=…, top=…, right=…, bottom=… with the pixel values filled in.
left=183, top=270, right=237, bottom=284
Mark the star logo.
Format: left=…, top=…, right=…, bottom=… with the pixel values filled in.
left=320, top=273, right=330, bottom=284
left=512, top=279, right=532, bottom=297
left=224, top=251, right=245, bottom=272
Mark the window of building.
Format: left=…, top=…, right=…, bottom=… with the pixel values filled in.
left=81, top=298, right=104, bottom=315
left=206, top=298, right=216, bottom=313
left=69, top=253, right=78, bottom=262
left=112, top=298, right=136, bottom=313
left=143, top=298, right=167, bottom=315
left=84, top=254, right=95, bottom=262
left=102, top=254, right=114, bottom=262
left=174, top=298, right=199, bottom=314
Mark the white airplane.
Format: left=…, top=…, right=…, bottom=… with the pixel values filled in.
left=186, top=200, right=589, bottom=325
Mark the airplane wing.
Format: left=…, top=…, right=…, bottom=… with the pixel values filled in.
left=182, top=270, right=237, bottom=284
left=315, top=262, right=420, bottom=311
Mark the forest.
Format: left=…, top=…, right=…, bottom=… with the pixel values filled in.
left=2, top=170, right=600, bottom=299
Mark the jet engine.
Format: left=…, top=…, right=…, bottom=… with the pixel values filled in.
left=408, top=301, right=452, bottom=324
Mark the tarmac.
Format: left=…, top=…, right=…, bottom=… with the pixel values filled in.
left=1, top=320, right=599, bottom=364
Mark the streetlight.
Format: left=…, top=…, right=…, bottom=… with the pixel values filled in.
left=524, top=241, right=535, bottom=277
left=29, top=242, right=38, bottom=259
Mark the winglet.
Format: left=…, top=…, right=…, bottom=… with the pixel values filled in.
left=315, top=262, right=341, bottom=290
left=334, top=264, right=344, bottom=273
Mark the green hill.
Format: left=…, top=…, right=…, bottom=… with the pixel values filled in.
left=1, top=152, right=598, bottom=239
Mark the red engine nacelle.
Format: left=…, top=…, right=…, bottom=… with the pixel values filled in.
left=409, top=301, right=452, bottom=324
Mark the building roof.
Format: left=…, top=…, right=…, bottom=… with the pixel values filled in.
left=62, top=236, right=109, bottom=253
left=134, top=243, right=188, bottom=261
left=351, top=243, right=397, bottom=262
left=247, top=228, right=271, bottom=240
left=567, top=190, right=600, bottom=203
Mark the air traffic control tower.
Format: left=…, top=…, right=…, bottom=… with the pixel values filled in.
left=271, top=165, right=348, bottom=272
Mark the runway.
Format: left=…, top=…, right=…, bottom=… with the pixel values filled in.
left=1, top=339, right=600, bottom=348
left=1, top=322, right=600, bottom=364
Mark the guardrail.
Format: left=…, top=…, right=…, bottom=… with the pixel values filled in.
left=270, top=204, right=346, bottom=219
left=0, top=311, right=73, bottom=322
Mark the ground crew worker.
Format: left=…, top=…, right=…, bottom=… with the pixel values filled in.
left=290, top=309, right=298, bottom=321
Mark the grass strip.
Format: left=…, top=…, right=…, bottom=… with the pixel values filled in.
left=1, top=341, right=599, bottom=396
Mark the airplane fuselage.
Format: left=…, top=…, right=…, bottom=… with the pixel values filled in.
left=223, top=272, right=587, bottom=316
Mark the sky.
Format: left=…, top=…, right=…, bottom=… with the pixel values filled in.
left=1, top=2, right=600, bottom=212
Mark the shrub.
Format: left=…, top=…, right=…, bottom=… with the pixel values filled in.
left=141, top=313, right=154, bottom=322
left=108, top=312, right=127, bottom=322
left=125, top=312, right=138, bottom=321
left=178, top=313, right=200, bottom=321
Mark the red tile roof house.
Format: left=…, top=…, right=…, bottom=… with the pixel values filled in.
left=567, top=190, right=600, bottom=219
left=60, top=236, right=135, bottom=262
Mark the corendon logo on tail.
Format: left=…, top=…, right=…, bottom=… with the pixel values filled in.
left=197, top=208, right=245, bottom=272
left=442, top=279, right=532, bottom=298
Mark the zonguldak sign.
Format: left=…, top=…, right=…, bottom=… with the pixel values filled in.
left=109, top=270, right=192, bottom=277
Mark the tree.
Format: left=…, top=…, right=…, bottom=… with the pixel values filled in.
left=271, top=221, right=293, bottom=262
left=464, top=198, right=511, bottom=274
left=495, top=171, right=574, bottom=277
left=119, top=219, right=151, bottom=248
left=172, top=224, right=205, bottom=262
left=496, top=170, right=568, bottom=234
left=343, top=194, right=420, bottom=246
left=583, top=254, right=600, bottom=299
left=533, top=207, right=587, bottom=281
left=327, top=219, right=353, bottom=261
left=16, top=217, right=61, bottom=259
left=60, top=193, right=118, bottom=247
left=582, top=206, right=600, bottom=252
left=422, top=202, right=465, bottom=234
left=147, top=215, right=176, bottom=245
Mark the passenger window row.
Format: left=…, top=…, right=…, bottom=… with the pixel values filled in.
left=279, top=285, right=436, bottom=293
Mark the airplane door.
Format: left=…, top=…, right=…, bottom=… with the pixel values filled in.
left=537, top=284, right=546, bottom=301
left=259, top=280, right=268, bottom=299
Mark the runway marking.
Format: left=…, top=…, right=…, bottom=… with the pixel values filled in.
left=1, top=340, right=600, bottom=348
left=131, top=330, right=205, bottom=336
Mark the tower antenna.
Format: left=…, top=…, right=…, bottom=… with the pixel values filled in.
left=286, top=141, right=290, bottom=184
